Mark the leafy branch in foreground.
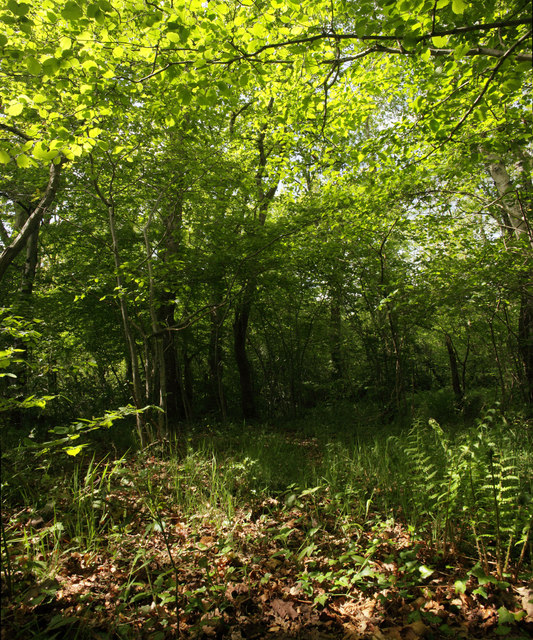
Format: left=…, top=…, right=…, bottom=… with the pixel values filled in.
left=24, top=405, right=153, bottom=457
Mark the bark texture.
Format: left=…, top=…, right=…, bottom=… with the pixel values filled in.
left=0, top=160, right=63, bottom=283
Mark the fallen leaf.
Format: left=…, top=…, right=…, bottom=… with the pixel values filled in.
left=516, top=586, right=533, bottom=620
left=271, top=598, right=298, bottom=620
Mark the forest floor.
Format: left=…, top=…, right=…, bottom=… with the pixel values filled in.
left=1, top=425, right=532, bottom=639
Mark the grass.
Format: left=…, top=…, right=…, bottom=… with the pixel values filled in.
left=1, top=409, right=532, bottom=638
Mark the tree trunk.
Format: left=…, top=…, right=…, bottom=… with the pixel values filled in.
left=0, top=160, right=63, bottom=283
left=19, top=228, right=39, bottom=296
left=158, top=298, right=187, bottom=427
left=234, top=286, right=257, bottom=420
left=329, top=289, right=343, bottom=383
left=445, top=333, right=463, bottom=405
left=486, top=155, right=533, bottom=403
left=92, top=159, right=147, bottom=444
left=519, top=289, right=533, bottom=404
left=232, top=98, right=278, bottom=419
left=208, top=302, right=227, bottom=419
left=107, top=203, right=147, bottom=444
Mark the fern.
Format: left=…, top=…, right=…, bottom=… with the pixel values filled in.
left=394, top=408, right=531, bottom=575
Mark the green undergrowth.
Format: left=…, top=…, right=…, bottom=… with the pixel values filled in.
left=1, top=408, right=532, bottom=638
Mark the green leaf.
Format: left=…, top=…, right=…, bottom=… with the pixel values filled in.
left=421, top=49, right=431, bottom=63
left=250, top=22, right=266, bottom=37
left=418, top=564, right=434, bottom=579
left=178, top=86, right=192, bottom=104
left=86, top=3, right=100, bottom=18
left=403, top=32, right=419, bottom=49
left=314, top=593, right=328, bottom=606
left=432, top=36, right=449, bottom=48
left=453, top=43, right=470, bottom=60
left=42, top=57, right=60, bottom=75
left=6, top=102, right=24, bottom=116
left=32, top=142, right=59, bottom=162
left=61, top=1, right=83, bottom=20
left=8, top=1, right=31, bottom=16
left=65, top=444, right=86, bottom=456
left=59, top=36, right=72, bottom=50
left=452, top=0, right=466, bottom=14
left=16, top=153, right=31, bottom=168
left=497, top=607, right=517, bottom=625
left=26, top=57, right=41, bottom=74
left=0, top=150, right=11, bottom=163
left=166, top=31, right=181, bottom=43
left=454, top=579, right=467, bottom=594
left=469, top=565, right=493, bottom=585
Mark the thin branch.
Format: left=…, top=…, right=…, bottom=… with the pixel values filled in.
left=0, top=124, right=32, bottom=141
left=424, top=29, right=532, bottom=158
left=223, top=18, right=531, bottom=61
left=134, top=18, right=531, bottom=80
left=0, top=192, right=32, bottom=214
left=322, top=46, right=532, bottom=64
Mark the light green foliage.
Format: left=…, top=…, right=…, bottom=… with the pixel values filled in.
left=0, top=6, right=531, bottom=634
left=388, top=410, right=532, bottom=575
left=21, top=405, right=148, bottom=456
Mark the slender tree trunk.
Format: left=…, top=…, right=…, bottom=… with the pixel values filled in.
left=158, top=298, right=186, bottom=427
left=182, top=345, right=194, bottom=420
left=518, top=288, right=533, bottom=404
left=232, top=98, right=278, bottom=419
left=234, top=285, right=257, bottom=420
left=19, top=228, right=39, bottom=296
left=486, top=155, right=533, bottom=403
left=329, top=289, right=343, bottom=383
left=154, top=192, right=191, bottom=443
left=208, top=302, right=227, bottom=419
left=91, top=158, right=147, bottom=444
left=143, top=215, right=166, bottom=437
left=387, top=310, right=404, bottom=410
left=445, top=333, right=463, bottom=405
left=9, top=204, right=45, bottom=427
left=107, top=203, right=147, bottom=444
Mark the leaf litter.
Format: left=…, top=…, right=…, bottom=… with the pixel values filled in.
left=1, top=449, right=532, bottom=639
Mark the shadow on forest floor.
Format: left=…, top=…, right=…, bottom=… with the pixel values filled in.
left=1, top=425, right=532, bottom=639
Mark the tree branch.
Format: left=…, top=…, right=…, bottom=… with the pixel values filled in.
left=136, top=18, right=531, bottom=81
left=322, top=45, right=532, bottom=64
left=0, top=159, right=64, bottom=282
left=424, top=29, right=532, bottom=158
left=0, top=124, right=32, bottom=141
left=221, top=18, right=531, bottom=63
left=0, top=220, right=10, bottom=247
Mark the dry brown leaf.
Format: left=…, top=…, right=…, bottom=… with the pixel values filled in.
left=516, top=586, right=533, bottom=620
left=271, top=598, right=298, bottom=620
left=266, top=557, right=283, bottom=571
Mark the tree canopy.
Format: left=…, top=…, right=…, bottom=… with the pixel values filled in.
left=1, top=0, right=531, bottom=440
